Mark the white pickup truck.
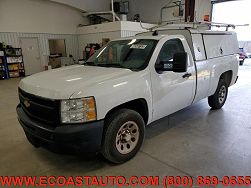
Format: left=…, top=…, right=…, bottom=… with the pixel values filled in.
left=17, top=27, right=239, bottom=163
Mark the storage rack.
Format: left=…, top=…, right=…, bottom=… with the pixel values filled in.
left=0, top=50, right=8, bottom=79
left=5, top=48, right=25, bottom=78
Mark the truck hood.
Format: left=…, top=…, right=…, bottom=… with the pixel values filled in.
left=19, top=65, right=134, bottom=99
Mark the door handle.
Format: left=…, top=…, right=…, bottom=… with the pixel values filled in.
left=182, top=73, right=192, bottom=78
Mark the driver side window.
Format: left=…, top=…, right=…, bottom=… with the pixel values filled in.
left=158, top=39, right=185, bottom=63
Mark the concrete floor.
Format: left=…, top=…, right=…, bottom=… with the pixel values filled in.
left=0, top=60, right=251, bottom=183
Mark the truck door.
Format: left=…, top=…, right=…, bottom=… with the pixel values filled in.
left=150, top=37, right=196, bottom=121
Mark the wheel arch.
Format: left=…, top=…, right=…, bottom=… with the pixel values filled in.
left=208, top=69, right=233, bottom=97
left=220, top=70, right=233, bottom=87
left=104, top=98, right=149, bottom=125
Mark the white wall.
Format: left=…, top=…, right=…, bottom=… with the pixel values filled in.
left=0, top=0, right=87, bottom=69
left=0, top=0, right=87, bottom=34
left=0, top=33, right=79, bottom=68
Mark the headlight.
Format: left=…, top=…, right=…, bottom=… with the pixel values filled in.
left=61, top=97, right=97, bottom=123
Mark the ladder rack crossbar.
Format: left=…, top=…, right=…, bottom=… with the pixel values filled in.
left=144, top=21, right=249, bottom=31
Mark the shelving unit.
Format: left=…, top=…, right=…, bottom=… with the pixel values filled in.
left=5, top=48, right=25, bottom=78
left=0, top=50, right=8, bottom=80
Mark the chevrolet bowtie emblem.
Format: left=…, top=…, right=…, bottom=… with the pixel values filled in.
left=24, top=100, right=31, bottom=108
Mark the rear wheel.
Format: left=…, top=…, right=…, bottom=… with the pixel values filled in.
left=208, top=79, right=228, bottom=109
left=101, top=109, right=145, bottom=164
left=239, top=60, right=244, bottom=65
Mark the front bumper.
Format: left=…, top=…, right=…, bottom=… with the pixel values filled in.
left=16, top=104, right=104, bottom=154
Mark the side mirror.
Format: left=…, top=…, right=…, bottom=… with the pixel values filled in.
left=155, top=52, right=188, bottom=73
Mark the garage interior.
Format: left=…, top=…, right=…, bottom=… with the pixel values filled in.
left=1, top=0, right=251, bottom=182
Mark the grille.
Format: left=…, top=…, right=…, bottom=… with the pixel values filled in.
left=18, top=88, right=60, bottom=127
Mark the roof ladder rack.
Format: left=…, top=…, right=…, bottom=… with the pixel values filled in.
left=141, top=21, right=249, bottom=32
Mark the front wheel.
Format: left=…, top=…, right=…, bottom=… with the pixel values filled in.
left=101, top=109, right=145, bottom=164
left=208, top=79, right=228, bottom=109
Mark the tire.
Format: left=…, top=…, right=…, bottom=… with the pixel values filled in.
left=208, top=79, right=228, bottom=110
left=101, top=109, right=145, bottom=164
left=239, top=61, right=244, bottom=65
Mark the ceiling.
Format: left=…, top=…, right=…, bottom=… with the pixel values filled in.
left=50, top=0, right=111, bottom=12
left=50, top=0, right=240, bottom=13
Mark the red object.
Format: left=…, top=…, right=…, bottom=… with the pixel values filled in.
left=90, top=47, right=95, bottom=57
left=204, top=15, right=210, bottom=22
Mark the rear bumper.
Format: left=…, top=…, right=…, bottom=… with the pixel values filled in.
left=17, top=104, right=104, bottom=154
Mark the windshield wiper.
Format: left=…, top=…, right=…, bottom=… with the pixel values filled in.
left=86, top=62, right=135, bottom=71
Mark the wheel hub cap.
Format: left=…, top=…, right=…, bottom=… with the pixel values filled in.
left=219, top=85, right=226, bottom=104
left=121, top=130, right=131, bottom=142
left=116, top=121, right=139, bottom=155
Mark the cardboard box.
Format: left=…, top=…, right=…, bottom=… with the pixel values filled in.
left=49, top=57, right=61, bottom=69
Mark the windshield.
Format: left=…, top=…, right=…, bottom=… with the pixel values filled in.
left=86, top=39, right=157, bottom=71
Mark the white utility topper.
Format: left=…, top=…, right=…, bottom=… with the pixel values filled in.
left=17, top=22, right=239, bottom=163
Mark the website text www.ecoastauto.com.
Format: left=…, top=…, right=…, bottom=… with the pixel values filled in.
left=1, top=176, right=251, bottom=187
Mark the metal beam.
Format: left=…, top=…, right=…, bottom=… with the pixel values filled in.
left=185, top=0, right=195, bottom=22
